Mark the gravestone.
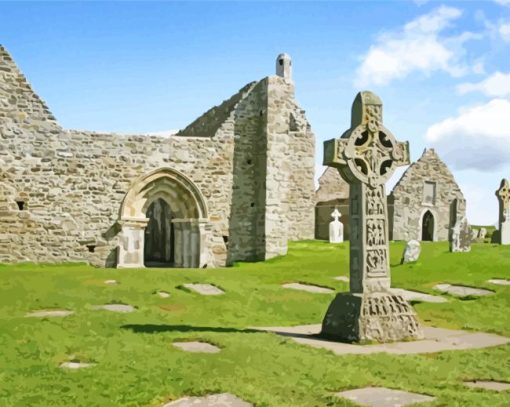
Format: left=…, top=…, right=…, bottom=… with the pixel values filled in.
left=470, top=228, right=478, bottom=241
left=400, top=240, right=421, bottom=264
left=321, top=91, right=423, bottom=343
left=496, top=178, right=510, bottom=245
left=478, top=227, right=487, bottom=239
left=329, top=208, right=344, bottom=243
left=450, top=216, right=471, bottom=252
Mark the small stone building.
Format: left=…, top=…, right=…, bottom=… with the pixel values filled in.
left=388, top=148, right=466, bottom=241
left=315, top=148, right=466, bottom=242
left=0, top=47, right=315, bottom=268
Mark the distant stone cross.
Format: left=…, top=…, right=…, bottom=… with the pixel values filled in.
left=496, top=179, right=510, bottom=218
left=496, top=178, right=510, bottom=245
left=321, top=91, right=422, bottom=343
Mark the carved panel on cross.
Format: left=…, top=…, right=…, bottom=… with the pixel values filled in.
left=366, top=248, right=387, bottom=277
left=366, top=186, right=385, bottom=216
left=367, top=219, right=385, bottom=246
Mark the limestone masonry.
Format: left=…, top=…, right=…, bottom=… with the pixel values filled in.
left=0, top=47, right=315, bottom=267
left=388, top=148, right=466, bottom=242
left=316, top=148, right=466, bottom=243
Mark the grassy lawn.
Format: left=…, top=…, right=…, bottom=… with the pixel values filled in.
left=0, top=241, right=509, bottom=406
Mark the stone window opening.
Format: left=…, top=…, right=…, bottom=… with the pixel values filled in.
left=16, top=200, right=25, bottom=211
left=86, top=245, right=96, bottom=253
left=423, top=181, right=436, bottom=206
left=279, top=59, right=283, bottom=66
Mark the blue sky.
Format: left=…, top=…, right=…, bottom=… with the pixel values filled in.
left=1, top=1, right=509, bottom=225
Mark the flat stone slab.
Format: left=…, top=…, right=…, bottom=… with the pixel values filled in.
left=333, top=276, right=349, bottom=282
left=391, top=288, right=447, bottom=303
left=172, top=341, right=221, bottom=353
left=336, top=387, right=435, bottom=407
left=104, top=279, right=118, bottom=285
left=254, top=324, right=510, bottom=355
left=25, top=309, right=74, bottom=318
left=163, top=393, right=252, bottom=406
left=93, top=304, right=135, bottom=313
left=434, top=284, right=493, bottom=297
left=157, top=290, right=171, bottom=298
left=60, top=361, right=95, bottom=369
left=464, top=380, right=510, bottom=391
left=487, top=279, right=510, bottom=286
left=282, top=283, right=334, bottom=294
left=183, top=283, right=224, bottom=296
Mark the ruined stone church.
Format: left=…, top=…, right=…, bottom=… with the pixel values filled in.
left=0, top=47, right=315, bottom=268
left=315, top=148, right=466, bottom=242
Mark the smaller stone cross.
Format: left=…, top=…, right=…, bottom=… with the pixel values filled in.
left=496, top=178, right=510, bottom=244
left=329, top=208, right=343, bottom=243
left=331, top=208, right=341, bottom=221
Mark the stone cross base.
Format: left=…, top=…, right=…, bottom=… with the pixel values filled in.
left=321, top=292, right=424, bottom=343
left=501, top=221, right=510, bottom=245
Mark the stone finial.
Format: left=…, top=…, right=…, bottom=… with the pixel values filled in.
left=276, top=53, right=292, bottom=82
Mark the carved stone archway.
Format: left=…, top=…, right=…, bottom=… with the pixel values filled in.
left=117, top=168, right=209, bottom=268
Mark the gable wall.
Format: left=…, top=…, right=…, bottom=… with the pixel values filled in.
left=390, top=149, right=465, bottom=241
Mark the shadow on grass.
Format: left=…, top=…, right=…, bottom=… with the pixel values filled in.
left=121, top=324, right=260, bottom=335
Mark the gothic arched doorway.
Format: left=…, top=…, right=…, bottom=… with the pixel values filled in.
left=117, top=168, right=209, bottom=269
left=144, top=198, right=174, bottom=267
left=421, top=210, right=434, bottom=241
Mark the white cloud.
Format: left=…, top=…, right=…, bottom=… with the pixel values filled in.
left=494, top=0, right=510, bottom=6
left=425, top=99, right=510, bottom=171
left=356, top=6, right=481, bottom=86
left=461, top=182, right=499, bottom=226
left=499, top=21, right=510, bottom=41
left=457, top=71, right=510, bottom=97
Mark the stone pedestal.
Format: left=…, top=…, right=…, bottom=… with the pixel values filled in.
left=117, top=218, right=149, bottom=268
left=501, top=220, right=510, bottom=245
left=322, top=292, right=422, bottom=342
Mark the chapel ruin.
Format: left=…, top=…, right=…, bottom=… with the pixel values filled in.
left=0, top=47, right=315, bottom=268
left=315, top=148, right=466, bottom=242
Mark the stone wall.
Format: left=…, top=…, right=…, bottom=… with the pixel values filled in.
left=314, top=167, right=350, bottom=240
left=0, top=45, right=315, bottom=267
left=389, top=148, right=466, bottom=241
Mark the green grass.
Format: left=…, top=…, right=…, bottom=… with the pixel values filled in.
left=0, top=241, right=509, bottom=406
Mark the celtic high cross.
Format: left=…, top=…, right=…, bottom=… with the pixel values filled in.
left=323, top=91, right=409, bottom=293
left=496, top=179, right=510, bottom=221
left=496, top=178, right=510, bottom=245
left=321, top=91, right=422, bottom=343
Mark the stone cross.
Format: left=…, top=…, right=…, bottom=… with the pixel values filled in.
left=329, top=208, right=344, bottom=243
left=331, top=208, right=341, bottom=221
left=321, top=91, right=423, bottom=343
left=496, top=178, right=510, bottom=244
